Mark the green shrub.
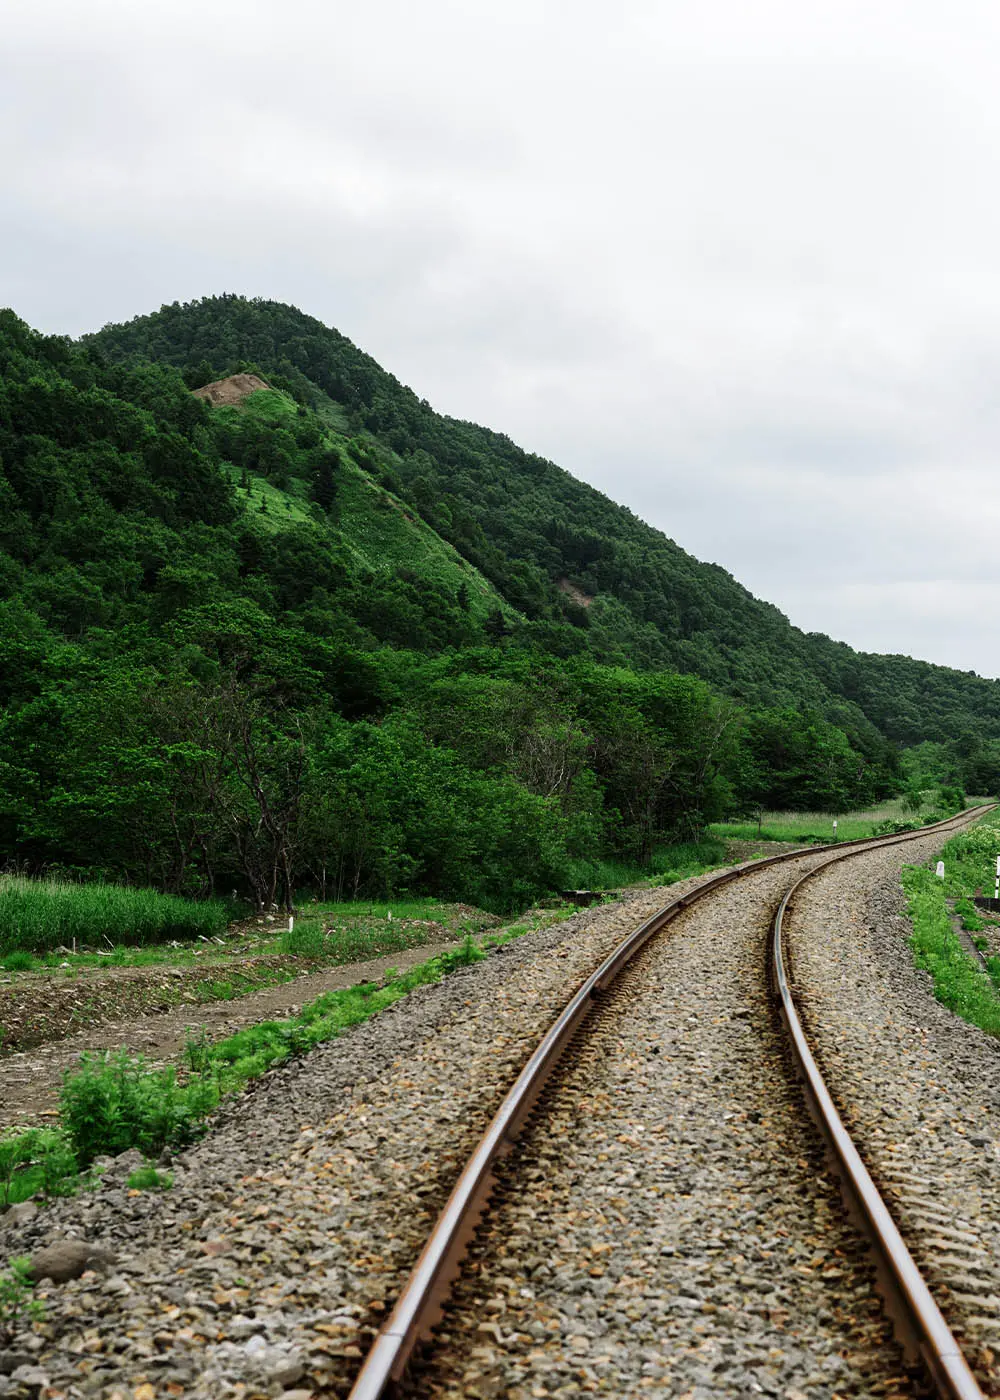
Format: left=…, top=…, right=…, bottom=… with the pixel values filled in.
left=0, top=1128, right=76, bottom=1206
left=0, top=1132, right=40, bottom=1206
left=34, top=1130, right=77, bottom=1198
left=59, top=1051, right=219, bottom=1166
left=280, top=923, right=326, bottom=958
left=1, top=951, right=34, bottom=972
left=183, top=1027, right=211, bottom=1073
left=949, top=825, right=1000, bottom=859
left=872, top=819, right=918, bottom=836
left=955, top=897, right=985, bottom=932
left=126, top=1166, right=172, bottom=1191
left=437, top=934, right=486, bottom=972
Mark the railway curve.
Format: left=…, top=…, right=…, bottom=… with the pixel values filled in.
left=350, top=807, right=994, bottom=1400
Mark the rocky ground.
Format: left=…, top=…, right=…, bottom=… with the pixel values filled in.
left=792, top=836, right=1000, bottom=1392
left=411, top=846, right=928, bottom=1400
left=0, top=882, right=716, bottom=1399
left=1, top=821, right=994, bottom=1400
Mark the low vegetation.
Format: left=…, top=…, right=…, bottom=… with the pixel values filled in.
left=276, top=898, right=497, bottom=962
left=0, top=897, right=495, bottom=980
left=711, top=791, right=968, bottom=846
left=0, top=1256, right=41, bottom=1344
left=562, top=836, right=728, bottom=891
left=902, top=811, right=1000, bottom=1035
left=0, top=908, right=567, bottom=1205
left=0, top=875, right=229, bottom=956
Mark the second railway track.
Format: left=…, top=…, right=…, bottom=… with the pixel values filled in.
left=352, top=809, right=995, bottom=1400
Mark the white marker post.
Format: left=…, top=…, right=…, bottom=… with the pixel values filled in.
left=288, top=914, right=294, bottom=934
left=936, top=861, right=945, bottom=879
left=994, top=855, right=999, bottom=904
left=833, top=820, right=838, bottom=842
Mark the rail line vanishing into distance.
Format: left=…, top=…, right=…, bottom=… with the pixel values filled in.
left=348, top=807, right=995, bottom=1399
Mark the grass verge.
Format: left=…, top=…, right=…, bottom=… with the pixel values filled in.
left=901, top=808, right=1000, bottom=1034
left=0, top=908, right=572, bottom=1207
left=902, top=865, right=1000, bottom=1035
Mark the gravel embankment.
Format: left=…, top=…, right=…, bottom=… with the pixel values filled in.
left=410, top=850, right=919, bottom=1400
left=3, top=822, right=986, bottom=1400
left=0, top=876, right=750, bottom=1400
left=790, top=826, right=1000, bottom=1395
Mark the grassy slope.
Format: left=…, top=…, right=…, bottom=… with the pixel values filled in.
left=220, top=389, right=516, bottom=624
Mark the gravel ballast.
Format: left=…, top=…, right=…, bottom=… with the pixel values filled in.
left=2, top=820, right=993, bottom=1399
left=0, top=880, right=739, bottom=1399
left=789, top=826, right=1000, bottom=1394
left=411, top=851, right=917, bottom=1400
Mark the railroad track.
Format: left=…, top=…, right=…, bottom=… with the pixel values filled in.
left=349, top=807, right=994, bottom=1399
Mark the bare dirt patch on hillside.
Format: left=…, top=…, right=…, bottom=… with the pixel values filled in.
left=555, top=575, right=595, bottom=608
left=191, top=372, right=270, bottom=405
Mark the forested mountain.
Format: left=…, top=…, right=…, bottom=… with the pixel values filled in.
left=89, top=296, right=1000, bottom=752
left=0, top=296, right=994, bottom=911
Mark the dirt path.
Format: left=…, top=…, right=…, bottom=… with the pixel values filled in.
left=0, top=940, right=458, bottom=1132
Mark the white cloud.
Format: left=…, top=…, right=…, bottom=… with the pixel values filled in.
left=4, top=0, right=1000, bottom=673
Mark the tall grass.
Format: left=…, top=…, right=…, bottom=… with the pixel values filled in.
left=562, top=837, right=729, bottom=891
left=0, top=876, right=229, bottom=954
left=711, top=798, right=916, bottom=845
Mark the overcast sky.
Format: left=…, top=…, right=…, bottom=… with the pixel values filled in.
left=4, top=0, right=1000, bottom=674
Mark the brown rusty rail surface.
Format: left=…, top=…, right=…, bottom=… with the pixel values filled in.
left=349, top=807, right=992, bottom=1400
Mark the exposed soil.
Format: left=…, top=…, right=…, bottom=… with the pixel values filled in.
left=555, top=575, right=594, bottom=608
left=0, top=908, right=492, bottom=1057
left=0, top=951, right=306, bottom=1056
left=0, top=939, right=459, bottom=1133
left=191, top=372, right=270, bottom=406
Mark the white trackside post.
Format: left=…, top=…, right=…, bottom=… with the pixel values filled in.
left=994, top=856, right=999, bottom=903
left=833, top=820, right=838, bottom=841
left=936, top=861, right=945, bottom=879
left=289, top=914, right=294, bottom=933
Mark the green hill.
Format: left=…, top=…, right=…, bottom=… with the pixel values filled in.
left=90, top=295, right=1000, bottom=753
left=0, top=295, right=994, bottom=913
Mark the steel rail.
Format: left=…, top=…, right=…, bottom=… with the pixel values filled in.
left=771, top=829, right=990, bottom=1400
left=348, top=806, right=992, bottom=1399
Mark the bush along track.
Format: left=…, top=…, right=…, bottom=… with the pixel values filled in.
left=903, top=809, right=1000, bottom=1035
left=0, top=912, right=569, bottom=1208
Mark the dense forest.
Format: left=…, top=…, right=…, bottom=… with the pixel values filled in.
left=0, top=296, right=995, bottom=910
